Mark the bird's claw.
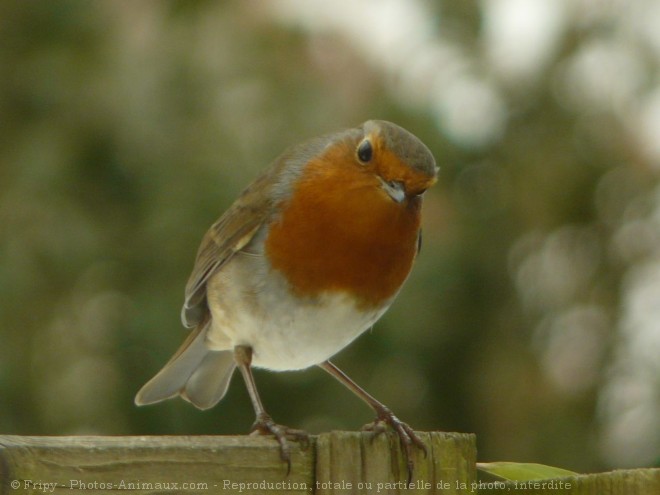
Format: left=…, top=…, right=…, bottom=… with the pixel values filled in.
left=362, top=408, right=427, bottom=483
left=250, top=413, right=309, bottom=475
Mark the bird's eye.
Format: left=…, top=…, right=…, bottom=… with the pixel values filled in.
left=357, top=139, right=373, bottom=163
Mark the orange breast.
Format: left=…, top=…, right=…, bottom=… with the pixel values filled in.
left=265, top=142, right=421, bottom=309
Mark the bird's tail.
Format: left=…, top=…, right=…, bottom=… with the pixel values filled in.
left=134, top=323, right=236, bottom=410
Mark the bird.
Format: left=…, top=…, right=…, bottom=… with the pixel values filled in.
left=135, top=119, right=438, bottom=478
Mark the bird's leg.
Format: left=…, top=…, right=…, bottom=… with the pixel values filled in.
left=234, top=346, right=308, bottom=473
left=319, top=360, right=427, bottom=482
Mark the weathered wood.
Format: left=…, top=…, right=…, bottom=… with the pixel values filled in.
left=315, top=431, right=476, bottom=494
left=0, top=431, right=476, bottom=494
left=477, top=468, right=660, bottom=495
left=0, top=435, right=313, bottom=495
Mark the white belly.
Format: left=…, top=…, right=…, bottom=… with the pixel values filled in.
left=204, top=252, right=390, bottom=370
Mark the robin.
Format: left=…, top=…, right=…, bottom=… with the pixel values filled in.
left=135, top=120, right=438, bottom=478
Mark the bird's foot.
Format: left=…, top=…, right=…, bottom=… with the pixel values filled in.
left=362, top=407, right=427, bottom=483
left=250, top=413, right=309, bottom=474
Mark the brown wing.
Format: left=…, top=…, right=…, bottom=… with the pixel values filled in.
left=180, top=165, right=280, bottom=328
left=180, top=130, right=341, bottom=328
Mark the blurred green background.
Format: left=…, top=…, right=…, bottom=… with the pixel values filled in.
left=1, top=0, right=659, bottom=472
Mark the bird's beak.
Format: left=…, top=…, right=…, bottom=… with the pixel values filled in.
left=381, top=179, right=406, bottom=203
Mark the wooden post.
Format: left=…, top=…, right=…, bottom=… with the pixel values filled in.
left=0, top=431, right=476, bottom=494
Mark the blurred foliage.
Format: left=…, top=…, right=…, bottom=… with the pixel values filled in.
left=1, top=0, right=658, bottom=472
